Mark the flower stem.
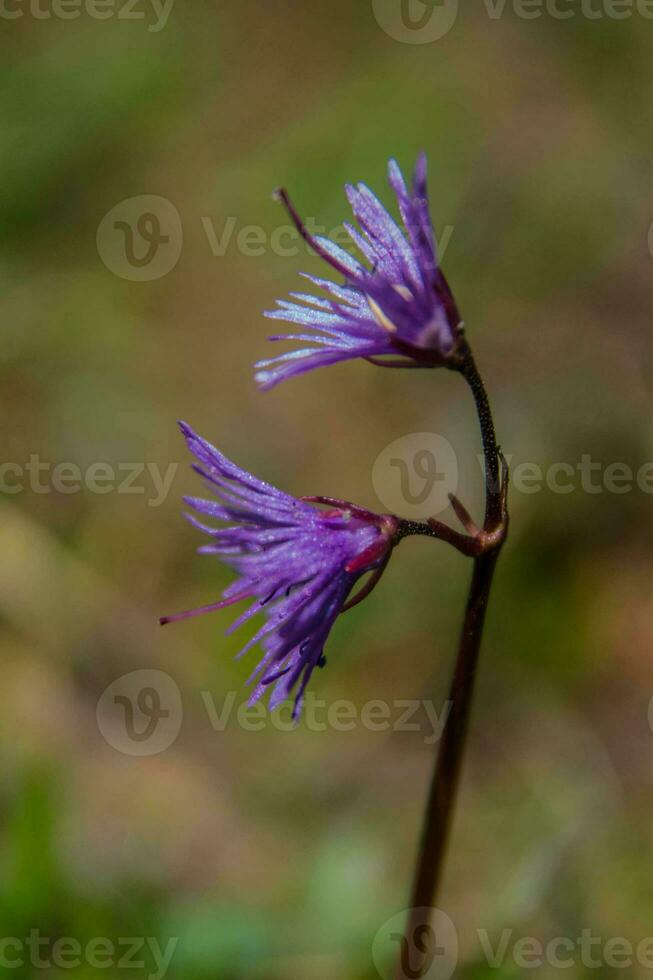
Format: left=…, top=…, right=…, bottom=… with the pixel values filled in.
left=458, top=343, right=503, bottom=530
left=397, top=348, right=507, bottom=977
left=400, top=550, right=499, bottom=969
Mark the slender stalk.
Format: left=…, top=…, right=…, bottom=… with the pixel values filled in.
left=396, top=347, right=507, bottom=978
left=459, top=343, right=503, bottom=530
left=398, top=550, right=499, bottom=976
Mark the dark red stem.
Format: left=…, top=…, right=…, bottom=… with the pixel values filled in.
left=396, top=346, right=507, bottom=979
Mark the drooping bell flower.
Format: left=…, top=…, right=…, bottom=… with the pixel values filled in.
left=256, top=153, right=462, bottom=389
left=161, top=422, right=399, bottom=719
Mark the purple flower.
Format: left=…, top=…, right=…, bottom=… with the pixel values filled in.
left=161, top=422, right=398, bottom=719
left=255, top=153, right=462, bottom=389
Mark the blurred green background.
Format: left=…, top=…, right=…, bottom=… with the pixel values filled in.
left=1, top=2, right=652, bottom=977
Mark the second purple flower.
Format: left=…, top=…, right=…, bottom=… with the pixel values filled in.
left=161, top=423, right=399, bottom=719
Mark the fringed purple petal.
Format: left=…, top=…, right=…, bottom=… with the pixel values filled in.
left=164, top=424, right=396, bottom=717
left=257, top=154, right=461, bottom=387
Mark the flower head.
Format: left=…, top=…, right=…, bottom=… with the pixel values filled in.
left=255, top=153, right=462, bottom=389
left=161, top=422, right=398, bottom=719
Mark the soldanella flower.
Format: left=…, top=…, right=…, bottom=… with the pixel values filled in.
left=160, top=422, right=399, bottom=719
left=162, top=148, right=509, bottom=961
left=255, top=153, right=463, bottom=389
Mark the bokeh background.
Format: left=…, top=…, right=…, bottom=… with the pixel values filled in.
left=2, top=2, right=652, bottom=977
